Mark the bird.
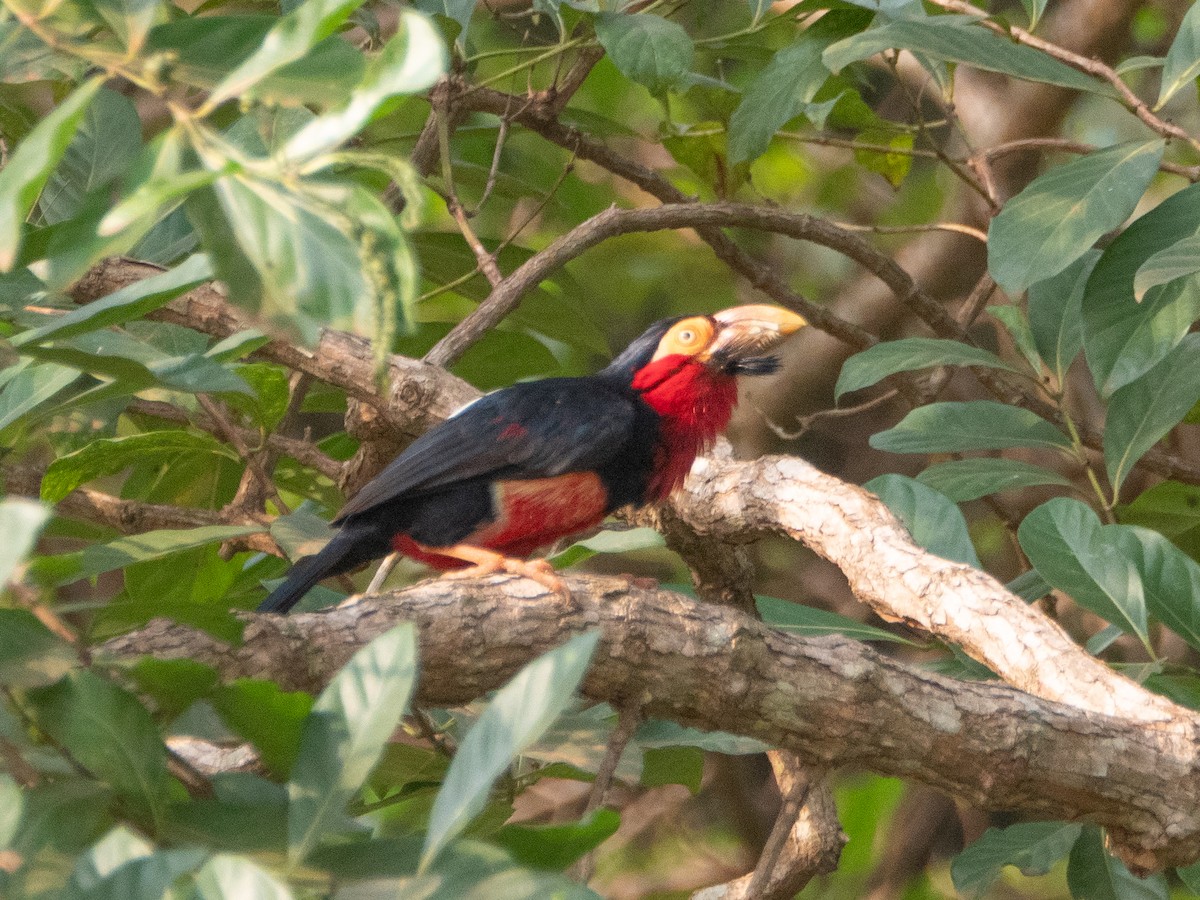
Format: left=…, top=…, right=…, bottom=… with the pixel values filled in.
left=258, top=304, right=806, bottom=613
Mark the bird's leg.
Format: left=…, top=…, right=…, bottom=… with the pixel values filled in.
left=366, top=551, right=401, bottom=595
left=424, top=543, right=567, bottom=595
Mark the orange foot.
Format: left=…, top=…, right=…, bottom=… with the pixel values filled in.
left=425, top=543, right=567, bottom=596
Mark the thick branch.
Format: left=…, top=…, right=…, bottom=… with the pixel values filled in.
left=102, top=573, right=1200, bottom=872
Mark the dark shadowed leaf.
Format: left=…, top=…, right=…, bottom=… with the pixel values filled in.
left=1017, top=499, right=1148, bottom=645
left=422, top=631, right=600, bottom=869
left=0, top=77, right=103, bottom=271
left=1082, top=181, right=1200, bottom=395
left=870, top=401, right=1071, bottom=454
left=1104, top=334, right=1200, bottom=495
left=594, top=13, right=693, bottom=95
left=824, top=17, right=1106, bottom=94
left=1028, top=251, right=1098, bottom=383
left=988, top=141, right=1164, bottom=295
left=1066, top=826, right=1168, bottom=900
left=1112, top=525, right=1200, bottom=652
left=835, top=337, right=1016, bottom=401
left=917, top=458, right=1071, bottom=502
left=952, top=822, right=1082, bottom=898
left=37, top=88, right=142, bottom=225
left=0, top=609, right=77, bottom=688
left=288, top=623, right=418, bottom=864
left=757, top=594, right=919, bottom=646
left=865, top=474, right=980, bottom=566
left=213, top=680, right=313, bottom=777
left=1157, top=2, right=1200, bottom=108
left=1132, top=231, right=1200, bottom=298
left=641, top=746, right=703, bottom=793
left=495, top=810, right=620, bottom=871
left=30, top=672, right=173, bottom=828
left=727, top=38, right=827, bottom=164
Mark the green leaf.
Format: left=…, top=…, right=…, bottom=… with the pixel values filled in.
left=916, top=458, right=1071, bottom=501
left=1156, top=2, right=1200, bottom=108
left=823, top=18, right=1107, bottom=95
left=1104, top=334, right=1200, bottom=494
left=1113, top=525, right=1200, bottom=652
left=75, top=846, right=209, bottom=899
left=213, top=680, right=313, bottom=778
left=1020, top=0, right=1048, bottom=28
left=952, top=822, right=1081, bottom=898
left=0, top=774, right=22, bottom=848
left=870, top=401, right=1071, bottom=454
left=0, top=76, right=103, bottom=271
left=987, top=305, right=1041, bottom=374
left=0, top=361, right=80, bottom=431
left=594, top=13, right=693, bottom=95
left=494, top=809, right=620, bottom=871
left=192, top=854, right=294, bottom=900
left=0, top=497, right=50, bottom=588
left=38, top=88, right=142, bottom=226
left=390, top=840, right=601, bottom=899
left=99, top=129, right=219, bottom=238
left=30, top=672, right=173, bottom=828
left=129, top=658, right=219, bottom=722
left=0, top=608, right=77, bottom=687
left=422, top=631, right=600, bottom=869
left=206, top=0, right=369, bottom=107
left=1028, top=250, right=1097, bottom=383
left=12, top=254, right=213, bottom=348
left=988, top=141, right=1165, bottom=295
left=41, top=430, right=234, bottom=503
left=950, top=825, right=1084, bottom=900
left=551, top=526, right=665, bottom=569
left=68, top=826, right=154, bottom=892
left=288, top=623, right=418, bottom=864
left=634, top=719, right=770, bottom=755
left=1017, top=498, right=1148, bottom=645
left=32, top=524, right=265, bottom=587
left=415, top=0, right=475, bottom=47
left=727, top=38, right=827, bottom=165
left=1178, top=859, right=1200, bottom=893
left=1066, top=826, right=1168, bottom=900
left=186, top=176, right=368, bottom=345
left=758, top=594, right=918, bottom=645
left=854, top=130, right=914, bottom=187
left=1132, top=231, right=1200, bottom=298
left=281, top=10, right=445, bottom=161
left=1082, top=181, right=1200, bottom=395
left=641, top=745, right=703, bottom=793
left=835, top=337, right=1017, bottom=401
left=1119, top=480, right=1200, bottom=560
left=90, top=0, right=161, bottom=52
left=865, top=474, right=980, bottom=566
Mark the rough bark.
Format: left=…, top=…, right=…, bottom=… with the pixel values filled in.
left=102, top=571, right=1200, bottom=872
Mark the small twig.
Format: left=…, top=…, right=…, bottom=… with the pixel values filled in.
left=197, top=395, right=291, bottom=516
left=927, top=0, right=1200, bottom=153
left=412, top=707, right=457, bottom=757
left=829, top=220, right=989, bottom=243
left=744, top=758, right=813, bottom=898
left=979, top=136, right=1200, bottom=182
left=574, top=702, right=641, bottom=882
left=167, top=748, right=216, bottom=799
left=474, top=113, right=510, bottom=213
left=760, top=390, right=901, bottom=441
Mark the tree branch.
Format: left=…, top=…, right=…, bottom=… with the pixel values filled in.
left=100, top=571, right=1200, bottom=872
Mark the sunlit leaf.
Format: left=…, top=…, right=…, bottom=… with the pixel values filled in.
left=193, top=854, right=295, bottom=900
left=0, top=497, right=50, bottom=588
left=916, top=458, right=1070, bottom=501
left=835, top=337, right=1017, bottom=401
left=988, top=141, right=1164, bottom=295
left=422, top=632, right=600, bottom=868
left=1104, top=334, right=1200, bottom=495
left=1017, top=498, right=1148, bottom=645
left=870, top=401, right=1071, bottom=454
left=1156, top=2, right=1200, bottom=109
left=865, top=474, right=980, bottom=566
left=0, top=77, right=103, bottom=271
left=288, top=623, right=418, bottom=864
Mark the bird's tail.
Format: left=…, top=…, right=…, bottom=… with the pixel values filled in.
left=258, top=531, right=360, bottom=614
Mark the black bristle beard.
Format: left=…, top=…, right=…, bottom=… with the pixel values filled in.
left=725, top=355, right=780, bottom=376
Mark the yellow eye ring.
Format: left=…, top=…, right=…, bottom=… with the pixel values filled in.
left=651, top=316, right=714, bottom=361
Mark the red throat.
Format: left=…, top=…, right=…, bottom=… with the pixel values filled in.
left=631, top=355, right=739, bottom=499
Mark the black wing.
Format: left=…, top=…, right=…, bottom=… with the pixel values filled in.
left=333, top=377, right=640, bottom=524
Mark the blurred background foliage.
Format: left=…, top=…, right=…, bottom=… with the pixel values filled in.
left=3, top=0, right=1200, bottom=896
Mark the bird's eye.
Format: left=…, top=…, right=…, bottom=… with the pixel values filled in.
left=678, top=329, right=696, bottom=343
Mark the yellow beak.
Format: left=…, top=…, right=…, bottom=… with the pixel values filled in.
left=704, top=304, right=807, bottom=361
